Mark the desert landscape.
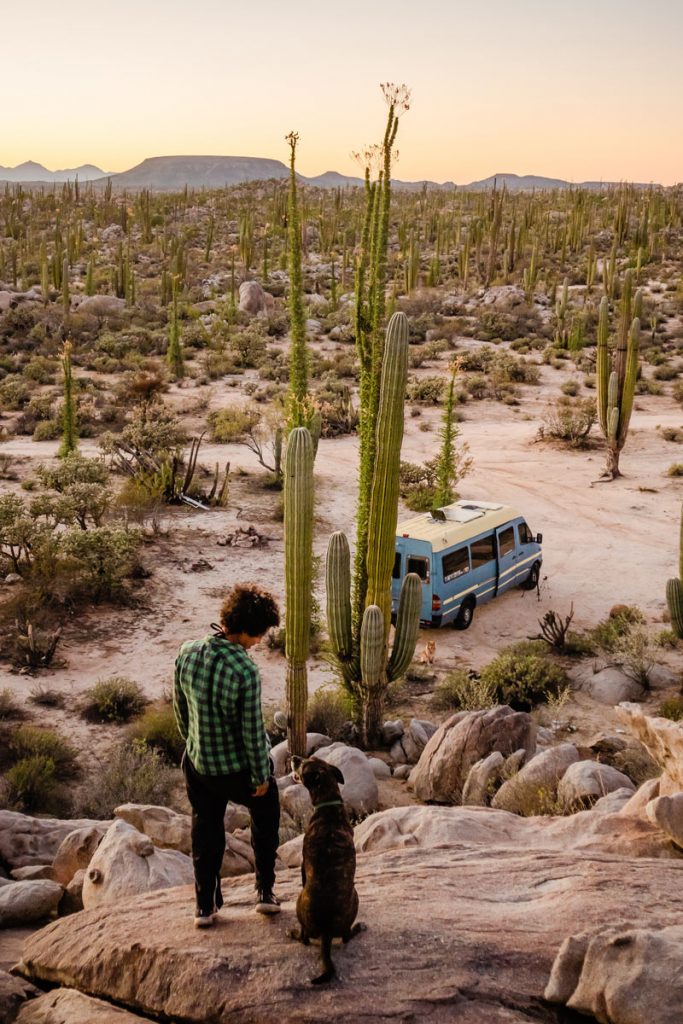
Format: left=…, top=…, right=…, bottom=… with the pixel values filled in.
left=1, top=55, right=683, bottom=1024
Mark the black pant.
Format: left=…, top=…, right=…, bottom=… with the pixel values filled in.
left=182, top=752, right=280, bottom=914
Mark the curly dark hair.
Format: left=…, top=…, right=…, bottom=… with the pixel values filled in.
left=219, top=583, right=280, bottom=637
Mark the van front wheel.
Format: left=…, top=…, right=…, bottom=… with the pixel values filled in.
left=454, top=597, right=475, bottom=630
left=520, top=561, right=541, bottom=591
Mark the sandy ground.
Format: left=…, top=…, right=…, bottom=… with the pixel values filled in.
left=1, top=341, right=682, bottom=738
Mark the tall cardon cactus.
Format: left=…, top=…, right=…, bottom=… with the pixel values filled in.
left=666, top=503, right=683, bottom=639
left=596, top=270, right=641, bottom=479
left=283, top=427, right=314, bottom=757
left=326, top=312, right=422, bottom=745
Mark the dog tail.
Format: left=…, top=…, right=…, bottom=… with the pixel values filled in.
left=311, top=934, right=335, bottom=985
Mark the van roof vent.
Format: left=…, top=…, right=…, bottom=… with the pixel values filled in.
left=457, top=500, right=504, bottom=511
left=428, top=506, right=485, bottom=524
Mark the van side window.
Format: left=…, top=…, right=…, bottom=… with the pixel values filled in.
left=471, top=534, right=495, bottom=568
left=518, top=522, right=533, bottom=544
left=498, top=527, right=515, bottom=556
left=407, top=556, right=430, bottom=582
left=442, top=547, right=469, bottom=582
left=392, top=552, right=401, bottom=580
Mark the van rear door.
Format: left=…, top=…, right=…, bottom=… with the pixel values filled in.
left=495, top=524, right=518, bottom=595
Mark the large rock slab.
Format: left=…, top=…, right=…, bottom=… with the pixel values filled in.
left=0, top=880, right=63, bottom=927
left=617, top=703, right=683, bottom=794
left=0, top=812, right=110, bottom=871
left=238, top=281, right=273, bottom=316
left=646, top=793, right=683, bottom=848
left=409, top=706, right=536, bottom=804
left=82, top=820, right=194, bottom=910
left=16, top=805, right=683, bottom=1024
left=492, top=744, right=579, bottom=815
left=270, top=733, right=333, bottom=777
left=16, top=988, right=151, bottom=1023
left=546, top=924, right=683, bottom=1023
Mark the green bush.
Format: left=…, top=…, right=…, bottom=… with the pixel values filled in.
left=207, top=405, right=260, bottom=442
left=479, top=652, right=568, bottom=710
left=77, top=740, right=175, bottom=818
left=431, top=671, right=497, bottom=712
left=306, top=687, right=354, bottom=740
left=32, top=420, right=61, bottom=441
left=590, top=605, right=643, bottom=652
left=658, top=697, right=683, bottom=722
left=4, top=755, right=62, bottom=812
left=9, top=726, right=79, bottom=777
left=131, top=704, right=184, bottom=763
left=61, top=525, right=143, bottom=600
left=83, top=677, right=147, bottom=723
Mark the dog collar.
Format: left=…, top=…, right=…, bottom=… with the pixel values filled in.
left=313, top=800, right=344, bottom=810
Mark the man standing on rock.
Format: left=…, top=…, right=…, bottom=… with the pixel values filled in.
left=174, top=583, right=282, bottom=928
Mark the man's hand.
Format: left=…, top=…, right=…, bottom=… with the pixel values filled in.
left=252, top=780, right=269, bottom=798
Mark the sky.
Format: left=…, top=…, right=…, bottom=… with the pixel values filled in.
left=3, top=0, right=682, bottom=185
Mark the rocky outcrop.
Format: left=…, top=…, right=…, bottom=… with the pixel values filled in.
left=0, top=812, right=109, bottom=871
left=646, top=793, right=683, bottom=848
left=461, top=751, right=505, bottom=806
left=557, top=761, right=635, bottom=809
left=238, top=281, right=273, bottom=316
left=82, top=820, right=194, bottom=910
left=0, top=880, right=63, bottom=927
left=270, top=733, right=332, bottom=776
left=409, top=706, right=536, bottom=803
left=16, top=804, right=683, bottom=1024
left=546, top=924, right=683, bottom=1023
left=51, top=828, right=103, bottom=886
left=617, top=703, right=683, bottom=794
left=491, top=743, right=579, bottom=814
left=311, top=742, right=378, bottom=814
left=16, top=988, right=151, bottom=1022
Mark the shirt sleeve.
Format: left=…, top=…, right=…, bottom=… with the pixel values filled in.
left=173, top=655, right=189, bottom=741
left=241, top=662, right=270, bottom=788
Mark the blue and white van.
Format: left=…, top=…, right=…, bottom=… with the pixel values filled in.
left=392, top=499, right=543, bottom=629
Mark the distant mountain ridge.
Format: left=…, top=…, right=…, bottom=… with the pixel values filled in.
left=0, top=157, right=657, bottom=190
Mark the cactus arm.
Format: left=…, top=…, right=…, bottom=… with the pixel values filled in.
left=596, top=295, right=610, bottom=435
left=284, top=427, right=314, bottom=757
left=666, top=578, right=683, bottom=639
left=359, top=605, right=384, bottom=694
left=387, top=572, right=422, bottom=681
left=325, top=531, right=356, bottom=684
left=365, top=311, right=410, bottom=635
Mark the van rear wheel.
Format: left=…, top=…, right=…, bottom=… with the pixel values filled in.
left=454, top=597, right=475, bottom=630
left=520, top=561, right=540, bottom=591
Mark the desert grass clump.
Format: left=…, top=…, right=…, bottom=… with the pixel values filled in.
left=658, top=696, right=683, bottom=722
left=306, top=686, right=354, bottom=740
left=2, top=755, right=67, bottom=814
left=131, top=704, right=185, bottom=764
left=431, top=671, right=497, bottom=712
left=83, top=676, right=148, bottom=723
left=28, top=683, right=66, bottom=709
left=0, top=688, right=27, bottom=720
left=77, top=740, right=175, bottom=818
left=8, top=725, right=79, bottom=778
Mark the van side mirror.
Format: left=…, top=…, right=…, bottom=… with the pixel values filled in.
left=536, top=533, right=543, bottom=544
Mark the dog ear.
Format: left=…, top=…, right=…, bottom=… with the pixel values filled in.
left=331, top=765, right=345, bottom=786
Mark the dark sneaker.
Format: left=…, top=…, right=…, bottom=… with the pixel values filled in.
left=255, top=890, right=281, bottom=915
left=193, top=909, right=216, bottom=929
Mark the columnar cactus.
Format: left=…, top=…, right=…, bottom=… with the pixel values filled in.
left=326, top=311, right=422, bottom=745
left=59, top=340, right=78, bottom=458
left=666, top=504, right=683, bottom=639
left=284, top=427, right=314, bottom=757
left=596, top=270, right=641, bottom=479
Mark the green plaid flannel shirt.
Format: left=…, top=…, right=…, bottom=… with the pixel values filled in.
left=173, top=635, right=270, bottom=786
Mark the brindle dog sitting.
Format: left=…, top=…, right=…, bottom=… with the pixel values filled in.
left=289, top=756, right=363, bottom=984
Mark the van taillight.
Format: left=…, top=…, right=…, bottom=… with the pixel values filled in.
left=432, top=596, right=442, bottom=611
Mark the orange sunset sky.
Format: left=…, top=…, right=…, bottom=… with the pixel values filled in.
left=4, top=0, right=682, bottom=185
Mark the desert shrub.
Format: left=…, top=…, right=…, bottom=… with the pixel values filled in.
left=78, top=740, right=175, bottom=818
left=3, top=755, right=63, bottom=813
left=131, top=704, right=184, bottom=763
left=28, top=683, right=66, bottom=708
left=479, top=652, right=568, bottom=710
left=61, top=525, right=143, bottom=600
left=654, top=629, right=680, bottom=648
left=561, top=379, right=580, bottom=396
left=306, top=687, right=354, bottom=740
left=407, top=376, right=445, bottom=404
left=666, top=464, right=683, bottom=477
left=0, top=688, right=27, bottom=720
left=653, top=364, right=679, bottom=381
left=203, top=350, right=238, bottom=380
left=431, top=671, right=497, bottom=712
left=32, top=420, right=61, bottom=441
left=672, top=380, right=683, bottom=405
left=0, top=377, right=30, bottom=410
left=609, top=626, right=656, bottom=688
left=590, top=605, right=644, bottom=651
left=538, top=397, right=596, bottom=446
left=22, top=356, right=58, bottom=384
left=8, top=726, right=79, bottom=777
left=658, top=696, right=683, bottom=722
left=229, top=325, right=268, bottom=368
left=83, top=676, right=147, bottom=723
left=661, top=427, right=683, bottom=443
left=208, top=405, right=260, bottom=442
